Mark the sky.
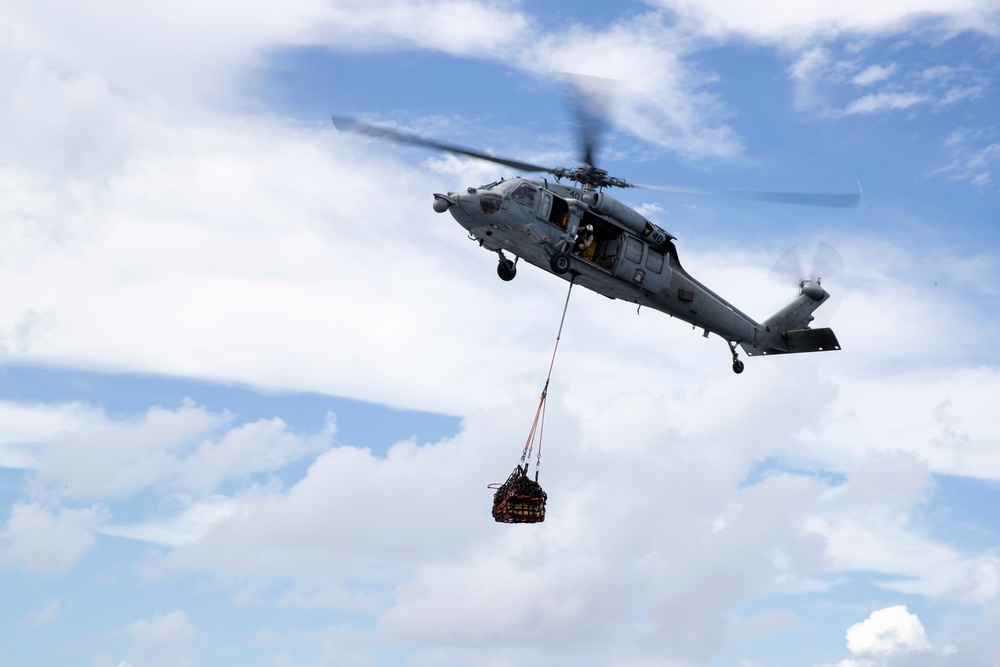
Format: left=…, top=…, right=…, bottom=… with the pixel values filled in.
left=1, top=1, right=1000, bottom=665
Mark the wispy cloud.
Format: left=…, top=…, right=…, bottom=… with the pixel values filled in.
left=842, top=91, right=926, bottom=114
left=787, top=43, right=989, bottom=118
left=852, top=63, right=897, bottom=86
left=27, top=599, right=61, bottom=626
left=929, top=126, right=1000, bottom=187
left=647, top=0, right=1000, bottom=44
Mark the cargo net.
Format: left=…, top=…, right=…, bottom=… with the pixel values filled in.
left=490, top=463, right=547, bottom=524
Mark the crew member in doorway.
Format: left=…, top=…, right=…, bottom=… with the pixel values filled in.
left=574, top=224, right=595, bottom=261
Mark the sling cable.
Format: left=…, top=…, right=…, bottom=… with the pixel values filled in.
left=489, top=277, right=575, bottom=524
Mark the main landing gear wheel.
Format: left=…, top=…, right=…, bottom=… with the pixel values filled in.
left=497, top=258, right=517, bottom=281
left=550, top=251, right=571, bottom=275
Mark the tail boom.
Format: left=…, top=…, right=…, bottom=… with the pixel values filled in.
left=739, top=280, right=841, bottom=357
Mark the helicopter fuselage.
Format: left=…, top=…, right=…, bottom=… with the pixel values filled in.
left=434, top=177, right=839, bottom=372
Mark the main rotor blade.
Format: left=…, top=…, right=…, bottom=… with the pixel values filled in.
left=566, top=74, right=612, bottom=167
left=331, top=115, right=555, bottom=174
left=633, top=183, right=862, bottom=208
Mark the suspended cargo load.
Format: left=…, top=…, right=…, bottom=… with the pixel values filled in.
left=487, top=279, right=575, bottom=525
left=490, top=464, right=547, bottom=524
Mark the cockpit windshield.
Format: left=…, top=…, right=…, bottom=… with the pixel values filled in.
left=494, top=179, right=520, bottom=194
left=509, top=182, right=537, bottom=208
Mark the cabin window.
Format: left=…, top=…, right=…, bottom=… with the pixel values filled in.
left=646, top=248, right=664, bottom=274
left=509, top=183, right=537, bottom=208
left=538, top=192, right=552, bottom=220
left=624, top=237, right=644, bottom=263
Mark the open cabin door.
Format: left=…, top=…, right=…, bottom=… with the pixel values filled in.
left=537, top=191, right=569, bottom=229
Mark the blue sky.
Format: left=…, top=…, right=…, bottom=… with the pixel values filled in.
left=2, top=1, right=1000, bottom=666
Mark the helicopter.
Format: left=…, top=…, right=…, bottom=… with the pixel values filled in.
left=331, top=108, right=859, bottom=374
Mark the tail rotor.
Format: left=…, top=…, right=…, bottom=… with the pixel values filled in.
left=769, top=241, right=845, bottom=325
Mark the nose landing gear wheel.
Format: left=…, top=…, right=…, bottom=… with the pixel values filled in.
left=497, top=259, right=517, bottom=281
left=550, top=251, right=571, bottom=275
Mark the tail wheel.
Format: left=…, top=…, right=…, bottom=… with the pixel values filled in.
left=732, top=359, right=745, bottom=374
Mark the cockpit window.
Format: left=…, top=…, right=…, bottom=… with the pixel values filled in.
left=510, top=183, right=537, bottom=208
left=479, top=193, right=502, bottom=215
left=495, top=179, right=519, bottom=193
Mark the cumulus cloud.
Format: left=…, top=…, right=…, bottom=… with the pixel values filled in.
left=846, top=605, right=929, bottom=656
left=0, top=401, right=93, bottom=468
left=118, top=610, right=197, bottom=667
left=136, top=392, right=835, bottom=663
left=818, top=604, right=994, bottom=667
left=26, top=399, right=333, bottom=499
left=61, top=376, right=984, bottom=665
left=0, top=502, right=105, bottom=573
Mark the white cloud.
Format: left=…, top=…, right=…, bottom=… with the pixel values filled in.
left=31, top=399, right=331, bottom=499
left=518, top=16, right=745, bottom=161
left=316, top=0, right=532, bottom=56
left=846, top=606, right=929, bottom=656
left=818, top=604, right=990, bottom=667
left=0, top=400, right=93, bottom=468
left=783, top=33, right=988, bottom=119
left=120, top=610, right=196, bottom=667
left=101, top=497, right=241, bottom=548
left=806, top=512, right=1000, bottom=602
left=852, top=63, right=897, bottom=86
left=789, top=47, right=835, bottom=111
left=796, top=366, right=1000, bottom=479
left=842, top=91, right=926, bottom=115
left=103, top=388, right=818, bottom=661
left=648, top=0, right=1000, bottom=44
left=0, top=502, right=105, bottom=573
left=930, top=126, right=1000, bottom=188
left=27, top=598, right=61, bottom=626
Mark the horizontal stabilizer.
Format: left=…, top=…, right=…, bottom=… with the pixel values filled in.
left=742, top=327, right=841, bottom=357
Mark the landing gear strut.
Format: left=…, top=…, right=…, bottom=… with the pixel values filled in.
left=728, top=340, right=745, bottom=374
left=497, top=251, right=517, bottom=281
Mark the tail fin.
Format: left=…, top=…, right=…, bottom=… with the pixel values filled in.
left=740, top=280, right=841, bottom=357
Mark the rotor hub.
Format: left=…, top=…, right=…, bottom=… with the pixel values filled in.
left=553, top=165, right=632, bottom=190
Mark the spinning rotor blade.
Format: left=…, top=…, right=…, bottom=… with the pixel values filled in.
left=576, top=104, right=602, bottom=167
left=769, top=241, right=845, bottom=284
left=769, top=241, right=846, bottom=324
left=633, top=183, right=862, bottom=208
left=331, top=115, right=554, bottom=174
left=565, top=74, right=613, bottom=167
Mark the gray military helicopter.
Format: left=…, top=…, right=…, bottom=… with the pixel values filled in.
left=332, top=111, right=858, bottom=374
